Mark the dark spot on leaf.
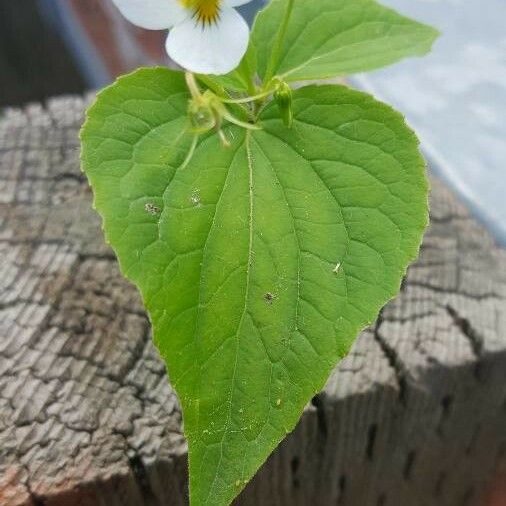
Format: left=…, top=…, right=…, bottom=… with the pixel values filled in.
left=263, top=292, right=276, bottom=304
left=145, top=203, right=160, bottom=215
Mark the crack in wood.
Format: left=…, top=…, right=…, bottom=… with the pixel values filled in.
left=445, top=304, right=485, bottom=380
left=310, top=394, right=328, bottom=441
left=373, top=311, right=408, bottom=406
left=445, top=304, right=484, bottom=357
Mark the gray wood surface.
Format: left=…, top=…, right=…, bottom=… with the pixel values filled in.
left=0, top=96, right=505, bottom=506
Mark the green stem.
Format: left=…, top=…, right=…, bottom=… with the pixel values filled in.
left=180, top=133, right=199, bottom=170
left=221, top=88, right=274, bottom=105
left=196, top=74, right=226, bottom=98
left=185, top=72, right=201, bottom=99
left=263, top=0, right=295, bottom=84
left=222, top=110, right=262, bottom=131
left=195, top=74, right=251, bottom=121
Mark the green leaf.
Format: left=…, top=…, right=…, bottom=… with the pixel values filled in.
left=253, top=0, right=439, bottom=82
left=81, top=67, right=428, bottom=505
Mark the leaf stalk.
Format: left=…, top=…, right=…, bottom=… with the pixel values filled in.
left=263, top=0, right=295, bottom=83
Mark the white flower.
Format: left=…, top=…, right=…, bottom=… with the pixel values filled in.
left=110, top=0, right=254, bottom=75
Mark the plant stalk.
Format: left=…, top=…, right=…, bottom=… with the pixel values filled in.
left=263, top=0, right=295, bottom=84
left=185, top=72, right=201, bottom=99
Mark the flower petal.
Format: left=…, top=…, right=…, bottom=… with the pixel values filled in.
left=110, top=0, right=188, bottom=30
left=223, top=0, right=255, bottom=6
left=166, top=7, right=250, bottom=75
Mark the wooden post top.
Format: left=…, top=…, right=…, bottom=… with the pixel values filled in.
left=0, top=96, right=505, bottom=506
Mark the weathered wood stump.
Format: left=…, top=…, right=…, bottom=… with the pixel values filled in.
left=0, top=96, right=505, bottom=506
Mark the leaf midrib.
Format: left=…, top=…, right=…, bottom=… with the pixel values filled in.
left=199, top=130, right=255, bottom=504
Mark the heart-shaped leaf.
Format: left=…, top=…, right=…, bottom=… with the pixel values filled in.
left=81, top=67, right=428, bottom=505
left=253, top=0, right=439, bottom=82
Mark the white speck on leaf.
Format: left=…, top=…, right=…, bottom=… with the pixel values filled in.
left=333, top=262, right=341, bottom=274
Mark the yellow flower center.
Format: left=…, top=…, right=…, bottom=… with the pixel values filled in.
left=179, top=0, right=221, bottom=25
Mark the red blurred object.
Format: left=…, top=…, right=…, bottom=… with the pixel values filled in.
left=67, top=0, right=170, bottom=80
left=484, top=465, right=506, bottom=506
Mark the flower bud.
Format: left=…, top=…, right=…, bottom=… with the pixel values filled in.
left=274, top=81, right=293, bottom=128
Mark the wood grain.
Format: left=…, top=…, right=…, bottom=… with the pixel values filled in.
left=0, top=96, right=505, bottom=506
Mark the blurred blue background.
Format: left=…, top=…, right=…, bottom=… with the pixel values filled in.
left=352, top=0, right=506, bottom=246
left=1, top=0, right=505, bottom=245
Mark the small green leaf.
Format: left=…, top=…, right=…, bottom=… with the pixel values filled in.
left=253, top=0, right=439, bottom=82
left=81, top=67, right=428, bottom=506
